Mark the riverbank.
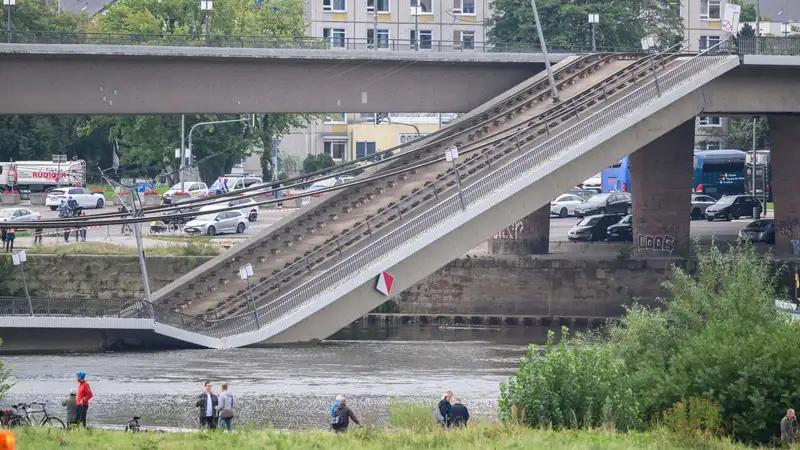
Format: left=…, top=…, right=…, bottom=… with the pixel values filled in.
left=15, top=425, right=746, bottom=450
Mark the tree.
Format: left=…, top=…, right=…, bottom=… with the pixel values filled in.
left=487, top=0, right=682, bottom=51
left=302, top=154, right=334, bottom=174
left=728, top=117, right=769, bottom=150
left=1, top=0, right=85, bottom=36
left=255, top=114, right=312, bottom=182
left=729, top=0, right=758, bottom=23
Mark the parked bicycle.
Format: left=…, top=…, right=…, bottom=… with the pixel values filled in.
left=7, top=402, right=65, bottom=428
left=125, top=416, right=141, bottom=432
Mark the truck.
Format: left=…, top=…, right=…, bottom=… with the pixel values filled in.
left=0, top=160, right=87, bottom=195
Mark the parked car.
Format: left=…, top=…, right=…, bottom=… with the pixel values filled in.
left=161, top=182, right=208, bottom=204
left=690, top=194, right=717, bottom=220
left=566, top=187, right=597, bottom=201
left=738, top=219, right=775, bottom=244
left=209, top=175, right=263, bottom=195
left=0, top=207, right=40, bottom=223
left=567, top=214, right=622, bottom=242
left=45, top=187, right=105, bottom=210
left=606, top=214, right=633, bottom=241
left=183, top=210, right=248, bottom=236
left=550, top=194, right=585, bottom=218
left=198, top=197, right=259, bottom=222
left=705, top=195, right=762, bottom=221
left=580, top=173, right=602, bottom=192
left=574, top=192, right=631, bottom=218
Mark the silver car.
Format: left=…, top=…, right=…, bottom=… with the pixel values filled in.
left=0, top=207, right=41, bottom=223
left=690, top=194, right=717, bottom=220
left=183, top=210, right=248, bottom=236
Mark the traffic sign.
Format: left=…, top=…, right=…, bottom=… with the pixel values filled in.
left=375, top=271, right=395, bottom=296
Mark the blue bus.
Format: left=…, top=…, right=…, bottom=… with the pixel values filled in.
left=693, top=150, right=746, bottom=199
left=601, top=156, right=630, bottom=193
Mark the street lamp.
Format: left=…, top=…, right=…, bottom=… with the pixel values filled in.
left=183, top=114, right=254, bottom=191
left=4, top=0, right=15, bottom=44
left=530, top=0, right=559, bottom=102
left=588, top=13, right=599, bottom=52
left=11, top=249, right=33, bottom=316
left=200, top=0, right=212, bottom=44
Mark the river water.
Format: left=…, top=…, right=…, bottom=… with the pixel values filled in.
left=1, top=329, right=539, bottom=430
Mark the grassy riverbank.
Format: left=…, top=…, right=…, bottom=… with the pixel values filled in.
left=15, top=425, right=747, bottom=450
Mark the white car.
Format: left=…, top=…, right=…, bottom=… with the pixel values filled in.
left=162, top=182, right=208, bottom=204
left=183, top=210, right=248, bottom=236
left=198, top=197, right=259, bottom=222
left=45, top=187, right=106, bottom=210
left=0, top=207, right=40, bottom=223
left=550, top=194, right=585, bottom=218
left=581, top=173, right=602, bottom=192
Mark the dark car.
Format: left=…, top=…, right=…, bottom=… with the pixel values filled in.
left=574, top=192, right=632, bottom=218
left=567, top=214, right=622, bottom=242
left=738, top=219, right=775, bottom=244
left=606, top=214, right=633, bottom=242
left=704, top=195, right=762, bottom=221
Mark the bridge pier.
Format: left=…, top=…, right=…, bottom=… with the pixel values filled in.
left=769, top=115, right=800, bottom=256
left=630, top=120, right=694, bottom=256
left=488, top=204, right=550, bottom=255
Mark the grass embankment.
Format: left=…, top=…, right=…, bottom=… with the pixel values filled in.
left=16, top=425, right=746, bottom=450
left=25, top=241, right=219, bottom=257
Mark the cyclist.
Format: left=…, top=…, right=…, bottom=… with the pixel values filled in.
left=62, top=390, right=78, bottom=428
left=75, top=371, right=93, bottom=427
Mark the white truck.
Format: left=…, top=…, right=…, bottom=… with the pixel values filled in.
left=0, top=160, right=87, bottom=194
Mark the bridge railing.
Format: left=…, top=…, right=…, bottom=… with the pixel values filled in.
left=0, top=296, right=150, bottom=318
left=737, top=36, right=800, bottom=56
left=2, top=31, right=640, bottom=54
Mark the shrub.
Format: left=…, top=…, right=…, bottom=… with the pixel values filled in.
left=388, top=400, right=438, bottom=432
left=498, top=328, right=639, bottom=431
left=661, top=397, right=722, bottom=437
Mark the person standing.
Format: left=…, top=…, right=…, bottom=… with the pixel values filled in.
left=781, top=409, right=797, bottom=445
left=3, top=228, right=14, bottom=252
left=196, top=381, right=218, bottom=430
left=33, top=227, right=43, bottom=246
left=75, top=371, right=93, bottom=427
left=216, top=383, right=236, bottom=432
left=451, top=398, right=470, bottom=427
left=437, top=391, right=453, bottom=428
left=330, top=397, right=360, bottom=433
left=62, top=390, right=78, bottom=428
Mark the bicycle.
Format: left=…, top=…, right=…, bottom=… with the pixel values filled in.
left=8, top=402, right=65, bottom=428
left=125, top=416, right=141, bottom=432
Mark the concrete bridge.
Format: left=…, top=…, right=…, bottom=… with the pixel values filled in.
left=3, top=37, right=800, bottom=350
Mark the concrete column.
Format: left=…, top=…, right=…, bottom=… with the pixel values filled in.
left=630, top=120, right=694, bottom=256
left=488, top=204, right=550, bottom=255
left=769, top=115, right=800, bottom=256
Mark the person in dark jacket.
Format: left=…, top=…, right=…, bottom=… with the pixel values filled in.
left=437, top=391, right=454, bottom=428
left=781, top=408, right=797, bottom=445
left=331, top=397, right=360, bottom=433
left=451, top=398, right=470, bottom=427
left=62, top=390, right=78, bottom=428
left=195, top=381, right=218, bottom=430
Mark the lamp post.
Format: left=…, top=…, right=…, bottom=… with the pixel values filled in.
left=530, top=0, right=559, bottom=102
left=11, top=250, right=33, bottom=316
left=410, top=5, right=420, bottom=50
left=4, top=0, right=15, bottom=44
left=185, top=114, right=254, bottom=189
left=445, top=146, right=465, bottom=210
left=588, top=13, right=599, bottom=52
left=239, top=263, right=260, bottom=328
left=200, top=0, right=212, bottom=44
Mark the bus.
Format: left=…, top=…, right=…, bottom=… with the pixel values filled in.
left=601, top=156, right=630, bottom=193
left=693, top=150, right=746, bottom=199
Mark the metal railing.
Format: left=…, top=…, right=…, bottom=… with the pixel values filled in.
left=0, top=296, right=149, bottom=318
left=737, top=36, right=800, bottom=56
left=1, top=31, right=640, bottom=54
left=144, top=41, right=736, bottom=340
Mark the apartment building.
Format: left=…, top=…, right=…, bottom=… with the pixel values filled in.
left=305, top=0, right=490, bottom=50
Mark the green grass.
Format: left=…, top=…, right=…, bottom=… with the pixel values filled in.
left=25, top=242, right=219, bottom=257
left=147, top=235, right=213, bottom=244
left=14, top=425, right=748, bottom=450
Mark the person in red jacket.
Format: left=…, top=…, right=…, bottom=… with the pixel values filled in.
left=75, top=371, right=93, bottom=427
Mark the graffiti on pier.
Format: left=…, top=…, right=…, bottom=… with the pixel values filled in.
left=493, top=221, right=525, bottom=240
left=637, top=234, right=675, bottom=254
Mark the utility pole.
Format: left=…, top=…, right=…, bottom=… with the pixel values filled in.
left=588, top=13, right=599, bottom=53
left=180, top=114, right=186, bottom=192
left=530, top=0, right=559, bottom=102
left=11, top=250, right=32, bottom=316
left=414, top=4, right=420, bottom=50
left=4, top=0, right=15, bottom=43
left=751, top=117, right=757, bottom=197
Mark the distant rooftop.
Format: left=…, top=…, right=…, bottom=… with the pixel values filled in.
left=745, top=0, right=800, bottom=22
left=59, top=0, right=114, bottom=16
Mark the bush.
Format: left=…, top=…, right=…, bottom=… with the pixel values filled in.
left=388, top=400, right=438, bottom=432
left=661, top=397, right=722, bottom=437
left=608, top=244, right=800, bottom=443
left=498, top=329, right=639, bottom=431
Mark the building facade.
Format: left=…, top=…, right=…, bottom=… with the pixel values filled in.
left=305, top=0, right=490, bottom=50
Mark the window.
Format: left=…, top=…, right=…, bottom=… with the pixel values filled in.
left=367, top=0, right=389, bottom=12
left=324, top=140, right=347, bottom=161
left=700, top=0, right=720, bottom=20
left=698, top=116, right=721, bottom=127
left=356, top=141, right=377, bottom=158
left=323, top=28, right=347, bottom=48
left=699, top=35, right=721, bottom=50
left=367, top=29, right=390, bottom=49
left=454, top=30, right=475, bottom=49
left=358, top=113, right=376, bottom=122
left=410, top=29, right=432, bottom=49
left=453, top=0, right=474, bottom=14
left=323, top=113, right=347, bottom=124
left=698, top=140, right=722, bottom=150
left=410, top=0, right=432, bottom=13
left=323, top=0, right=346, bottom=12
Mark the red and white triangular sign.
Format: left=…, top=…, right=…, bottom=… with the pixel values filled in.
left=375, top=271, right=395, bottom=296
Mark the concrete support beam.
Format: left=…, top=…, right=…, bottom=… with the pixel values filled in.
left=630, top=120, right=694, bottom=256
left=488, top=204, right=550, bottom=255
left=768, top=115, right=800, bottom=256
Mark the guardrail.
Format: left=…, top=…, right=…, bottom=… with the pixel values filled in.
left=0, top=31, right=640, bottom=54
left=737, top=36, right=800, bottom=56
left=0, top=296, right=149, bottom=318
